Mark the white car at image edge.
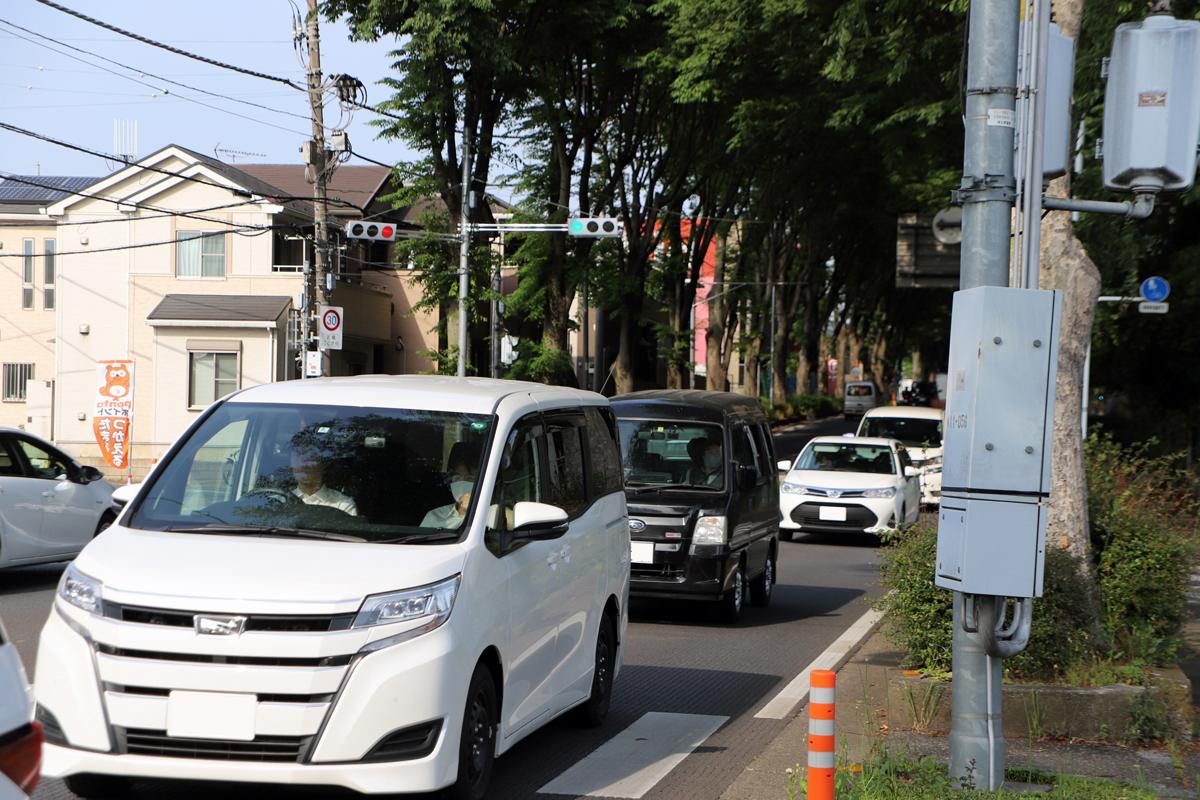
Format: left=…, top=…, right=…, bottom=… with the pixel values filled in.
left=0, top=617, right=41, bottom=799
left=854, top=406, right=944, bottom=506
left=777, top=436, right=921, bottom=539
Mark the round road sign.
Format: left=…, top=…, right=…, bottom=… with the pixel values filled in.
left=1140, top=276, right=1170, bottom=303
left=322, top=308, right=341, bottom=332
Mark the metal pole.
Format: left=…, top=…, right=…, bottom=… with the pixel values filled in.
left=490, top=231, right=502, bottom=378
left=1082, top=338, right=1091, bottom=437
left=581, top=280, right=590, bottom=389
left=951, top=0, right=1020, bottom=788
left=457, top=132, right=471, bottom=378
left=768, top=283, right=776, bottom=406
left=305, top=0, right=330, bottom=377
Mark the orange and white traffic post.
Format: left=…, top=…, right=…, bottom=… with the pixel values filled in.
left=807, top=669, right=836, bottom=800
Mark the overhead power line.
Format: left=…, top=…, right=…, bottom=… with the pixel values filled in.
left=0, top=121, right=366, bottom=213
left=33, top=0, right=304, bottom=89
left=33, top=1, right=410, bottom=124
left=0, top=18, right=314, bottom=135
left=0, top=173, right=283, bottom=231
left=0, top=226, right=279, bottom=259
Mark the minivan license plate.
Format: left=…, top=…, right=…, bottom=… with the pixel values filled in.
left=167, top=690, right=256, bottom=741
left=630, top=541, right=655, bottom=564
left=819, top=506, right=847, bottom=522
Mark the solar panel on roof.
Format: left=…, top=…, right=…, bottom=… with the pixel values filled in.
left=0, top=175, right=99, bottom=202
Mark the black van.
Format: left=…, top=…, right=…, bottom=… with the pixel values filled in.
left=610, top=390, right=780, bottom=623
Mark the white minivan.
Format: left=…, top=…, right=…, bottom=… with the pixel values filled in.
left=35, top=376, right=630, bottom=800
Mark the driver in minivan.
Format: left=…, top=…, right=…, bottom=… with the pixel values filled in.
left=420, top=442, right=480, bottom=529
left=289, top=448, right=358, bottom=516
left=686, top=437, right=724, bottom=487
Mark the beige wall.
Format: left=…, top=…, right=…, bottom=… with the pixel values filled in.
left=0, top=217, right=58, bottom=429
left=363, top=270, right=439, bottom=374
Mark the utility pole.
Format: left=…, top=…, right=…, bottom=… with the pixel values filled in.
left=457, top=132, right=471, bottom=377
left=950, top=0, right=1020, bottom=789
left=304, top=0, right=331, bottom=376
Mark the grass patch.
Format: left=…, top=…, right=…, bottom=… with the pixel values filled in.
left=783, top=748, right=1158, bottom=798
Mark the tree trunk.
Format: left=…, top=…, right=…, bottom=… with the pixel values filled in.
left=614, top=311, right=636, bottom=395
left=1039, top=0, right=1096, bottom=572
left=705, top=230, right=730, bottom=392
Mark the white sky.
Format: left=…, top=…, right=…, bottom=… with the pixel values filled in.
left=0, top=0, right=419, bottom=179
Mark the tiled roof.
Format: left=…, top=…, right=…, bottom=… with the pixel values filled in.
left=147, top=294, right=292, bottom=322
left=0, top=175, right=100, bottom=203
left=237, top=164, right=392, bottom=216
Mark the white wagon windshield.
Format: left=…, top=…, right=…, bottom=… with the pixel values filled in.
left=129, top=402, right=494, bottom=543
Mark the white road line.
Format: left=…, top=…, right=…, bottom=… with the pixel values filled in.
left=538, top=711, right=728, bottom=798
left=754, top=607, right=883, bottom=720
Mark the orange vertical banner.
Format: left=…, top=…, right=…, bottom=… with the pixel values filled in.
left=93, top=360, right=134, bottom=472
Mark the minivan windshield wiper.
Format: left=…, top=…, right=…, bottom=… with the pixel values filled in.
left=163, top=525, right=368, bottom=543
left=376, top=531, right=463, bottom=544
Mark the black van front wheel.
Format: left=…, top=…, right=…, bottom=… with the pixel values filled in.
left=719, top=562, right=744, bottom=623
left=750, top=551, right=775, bottom=608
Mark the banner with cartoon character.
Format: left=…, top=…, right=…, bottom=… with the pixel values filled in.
left=93, top=360, right=134, bottom=471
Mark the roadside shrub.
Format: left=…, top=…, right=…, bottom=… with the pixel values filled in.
left=769, top=393, right=843, bottom=423
left=878, top=524, right=1098, bottom=680
left=1087, top=434, right=1196, bottom=665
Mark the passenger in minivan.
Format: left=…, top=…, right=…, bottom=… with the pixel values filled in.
left=419, top=442, right=482, bottom=529
left=289, top=448, right=358, bottom=516
left=686, top=438, right=724, bottom=487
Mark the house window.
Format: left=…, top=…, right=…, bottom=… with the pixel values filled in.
left=21, top=239, right=33, bottom=310
left=2, top=363, right=34, bottom=402
left=272, top=231, right=306, bottom=272
left=188, top=352, right=239, bottom=408
left=177, top=231, right=226, bottom=277
left=43, top=239, right=55, bottom=309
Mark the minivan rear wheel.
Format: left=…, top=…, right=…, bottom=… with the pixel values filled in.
left=718, top=562, right=744, bottom=624
left=444, top=664, right=498, bottom=800
left=64, top=774, right=130, bottom=798
left=571, top=613, right=615, bottom=727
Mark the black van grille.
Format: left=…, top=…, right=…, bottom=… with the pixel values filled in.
left=117, top=728, right=309, bottom=762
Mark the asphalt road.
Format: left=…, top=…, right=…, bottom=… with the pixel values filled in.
left=13, top=416, right=875, bottom=800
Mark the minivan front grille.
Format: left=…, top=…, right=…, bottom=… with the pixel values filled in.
left=96, top=644, right=353, bottom=668
left=104, top=684, right=333, bottom=704
left=117, top=727, right=309, bottom=762
left=102, top=601, right=355, bottom=632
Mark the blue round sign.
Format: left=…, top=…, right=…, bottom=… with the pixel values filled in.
left=1140, top=276, right=1170, bottom=303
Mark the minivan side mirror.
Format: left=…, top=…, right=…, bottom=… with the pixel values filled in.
left=776, top=459, right=793, bottom=473
left=111, top=482, right=141, bottom=510
left=511, top=501, right=569, bottom=539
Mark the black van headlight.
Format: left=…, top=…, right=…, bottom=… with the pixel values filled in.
left=692, top=516, right=727, bottom=545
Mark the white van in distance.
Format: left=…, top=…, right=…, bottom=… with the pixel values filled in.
left=35, top=376, right=630, bottom=800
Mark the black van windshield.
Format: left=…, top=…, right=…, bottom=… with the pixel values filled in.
left=129, top=402, right=493, bottom=543
left=617, top=419, right=725, bottom=490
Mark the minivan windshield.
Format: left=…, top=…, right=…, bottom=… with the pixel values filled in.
left=859, top=417, right=943, bottom=449
left=129, top=402, right=493, bottom=543
left=616, top=419, right=725, bottom=490
left=795, top=443, right=895, bottom=475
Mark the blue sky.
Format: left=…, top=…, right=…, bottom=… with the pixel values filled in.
left=0, top=0, right=418, bottom=179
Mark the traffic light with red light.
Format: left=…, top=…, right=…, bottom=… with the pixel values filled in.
left=346, top=220, right=397, bottom=241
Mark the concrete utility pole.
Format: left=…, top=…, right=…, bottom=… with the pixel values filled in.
left=457, top=132, right=471, bottom=377
left=951, top=0, right=1020, bottom=788
left=305, top=0, right=331, bottom=376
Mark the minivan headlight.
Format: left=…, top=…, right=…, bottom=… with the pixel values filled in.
left=354, top=575, right=461, bottom=651
left=692, top=515, right=727, bottom=545
left=863, top=487, right=896, bottom=499
left=58, top=563, right=102, bottom=615
left=781, top=482, right=810, bottom=495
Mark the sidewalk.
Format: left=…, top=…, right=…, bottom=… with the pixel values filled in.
left=722, top=625, right=1200, bottom=799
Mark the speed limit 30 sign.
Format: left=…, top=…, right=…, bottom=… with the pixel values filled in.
left=319, top=305, right=343, bottom=350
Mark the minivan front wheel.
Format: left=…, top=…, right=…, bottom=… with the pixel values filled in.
left=445, top=664, right=498, bottom=800
left=719, top=562, right=744, bottom=623
left=572, top=613, right=615, bottom=727
left=750, top=551, right=775, bottom=608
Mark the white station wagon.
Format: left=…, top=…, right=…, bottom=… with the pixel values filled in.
left=35, top=376, right=630, bottom=800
